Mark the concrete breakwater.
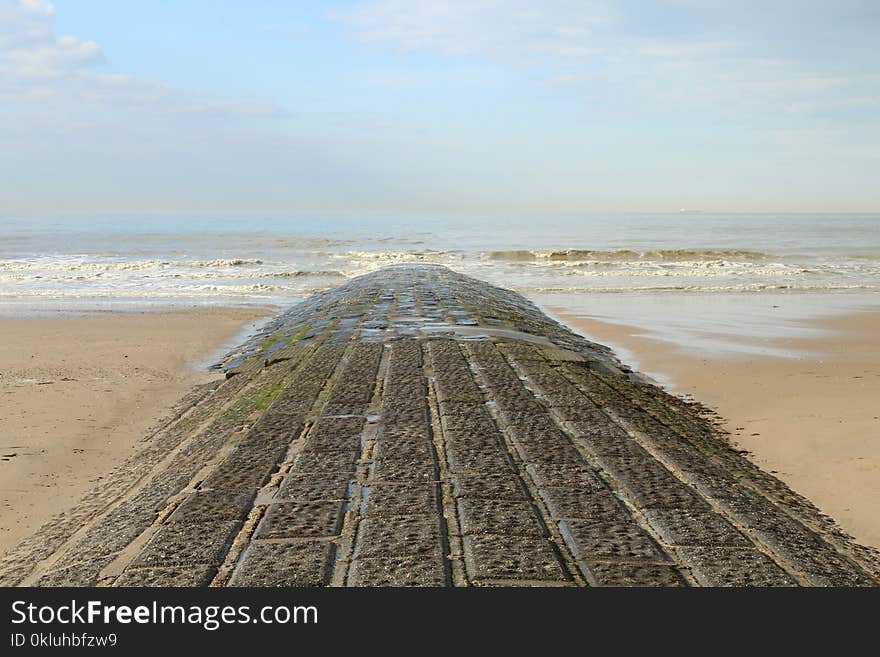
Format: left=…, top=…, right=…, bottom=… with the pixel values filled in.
left=2, top=264, right=878, bottom=586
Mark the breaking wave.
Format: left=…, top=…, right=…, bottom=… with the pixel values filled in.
left=2, top=244, right=877, bottom=307
left=335, top=250, right=455, bottom=262
left=517, top=283, right=880, bottom=294
left=262, top=270, right=345, bottom=278
left=0, top=258, right=265, bottom=272
left=488, top=248, right=773, bottom=262
left=0, top=283, right=295, bottom=298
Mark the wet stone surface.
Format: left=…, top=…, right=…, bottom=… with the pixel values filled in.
left=7, top=265, right=877, bottom=587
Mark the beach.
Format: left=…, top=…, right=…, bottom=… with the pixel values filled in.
left=1, top=212, right=879, bottom=572
left=4, top=265, right=876, bottom=588
left=3, top=293, right=877, bottom=562
left=0, top=307, right=272, bottom=553
left=552, top=307, right=880, bottom=550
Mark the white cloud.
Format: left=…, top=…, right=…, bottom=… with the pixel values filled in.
left=0, top=0, right=281, bottom=117
left=330, top=0, right=611, bottom=59
left=1, top=0, right=877, bottom=214
left=331, top=0, right=880, bottom=121
left=0, top=0, right=100, bottom=76
left=0, top=0, right=308, bottom=215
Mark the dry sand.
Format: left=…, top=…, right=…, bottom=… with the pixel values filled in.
left=0, top=307, right=273, bottom=553
left=553, top=308, right=880, bottom=550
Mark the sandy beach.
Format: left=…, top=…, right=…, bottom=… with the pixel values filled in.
left=552, top=307, right=880, bottom=550
left=0, top=307, right=272, bottom=553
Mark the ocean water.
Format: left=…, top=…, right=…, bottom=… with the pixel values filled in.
left=1, top=213, right=878, bottom=356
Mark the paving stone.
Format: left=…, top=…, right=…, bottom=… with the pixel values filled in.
left=598, top=457, right=709, bottom=510
left=580, top=563, right=688, bottom=587
left=348, top=553, right=447, bottom=587
left=362, top=482, right=438, bottom=517
left=451, top=473, right=528, bottom=500
left=642, top=508, right=751, bottom=547
left=37, top=557, right=119, bottom=587
left=304, top=417, right=365, bottom=451
left=552, top=406, right=615, bottom=423
left=458, top=498, right=545, bottom=537
left=576, top=432, right=645, bottom=457
left=677, top=547, right=798, bottom=587
left=292, top=449, right=360, bottom=474
left=200, top=455, right=276, bottom=491
left=436, top=401, right=486, bottom=418
left=493, top=398, right=547, bottom=415
left=501, top=412, right=562, bottom=441
left=445, top=446, right=512, bottom=474
left=381, top=411, right=431, bottom=432
left=353, top=514, right=443, bottom=558
left=514, top=441, right=586, bottom=470
left=443, top=430, right=501, bottom=451
left=256, top=501, right=346, bottom=539
left=277, top=473, right=353, bottom=501
left=249, top=410, right=304, bottom=437
left=131, top=521, right=240, bottom=568
left=322, top=402, right=370, bottom=416
left=462, top=535, right=567, bottom=583
left=115, top=565, right=217, bottom=587
left=229, top=541, right=334, bottom=587
left=372, top=449, right=436, bottom=482
left=434, top=383, right=483, bottom=405
left=373, top=437, right=434, bottom=459
left=525, top=463, right=606, bottom=489
left=169, top=489, right=256, bottom=523
left=539, top=487, right=626, bottom=520
left=382, top=394, right=428, bottom=421
left=441, top=413, right=499, bottom=438
left=559, top=518, right=668, bottom=563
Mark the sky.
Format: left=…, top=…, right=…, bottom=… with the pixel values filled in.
left=1, top=0, right=879, bottom=216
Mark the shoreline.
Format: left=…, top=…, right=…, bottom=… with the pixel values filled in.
left=0, top=306, right=274, bottom=553
left=551, top=306, right=880, bottom=550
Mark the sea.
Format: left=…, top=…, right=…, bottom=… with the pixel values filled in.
left=2, top=213, right=878, bottom=358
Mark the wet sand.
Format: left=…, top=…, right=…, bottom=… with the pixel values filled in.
left=552, top=308, right=880, bottom=550
left=0, top=307, right=273, bottom=553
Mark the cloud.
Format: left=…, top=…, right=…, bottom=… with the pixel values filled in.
left=330, top=0, right=880, bottom=121
left=0, top=0, right=310, bottom=215
left=1, top=0, right=877, bottom=214
left=330, top=0, right=611, bottom=59
left=0, top=0, right=281, bottom=117
left=0, top=0, right=101, bottom=76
